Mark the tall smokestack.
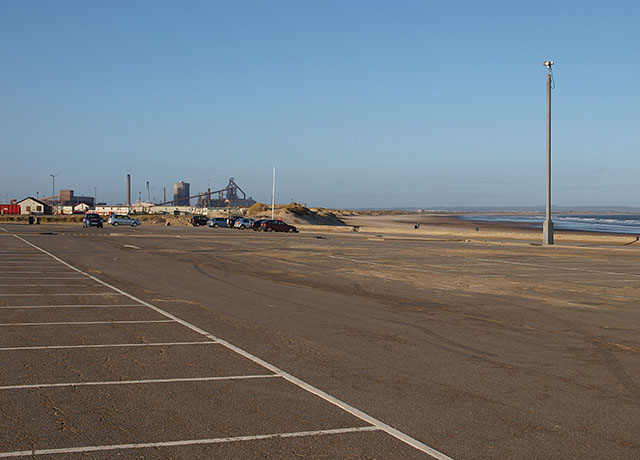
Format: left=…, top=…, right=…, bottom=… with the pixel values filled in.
left=146, top=181, right=150, bottom=203
left=126, top=174, right=131, bottom=207
left=163, top=187, right=166, bottom=203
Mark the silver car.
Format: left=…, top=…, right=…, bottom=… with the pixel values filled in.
left=233, top=218, right=254, bottom=229
left=107, top=214, right=141, bottom=227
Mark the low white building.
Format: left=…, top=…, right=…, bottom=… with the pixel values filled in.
left=74, top=203, right=91, bottom=213
left=17, top=197, right=48, bottom=215
left=94, top=205, right=134, bottom=215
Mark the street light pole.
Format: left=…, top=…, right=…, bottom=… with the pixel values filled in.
left=50, top=174, right=57, bottom=201
left=271, top=166, right=276, bottom=220
left=542, top=61, right=554, bottom=245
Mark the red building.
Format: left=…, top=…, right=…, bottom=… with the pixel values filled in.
left=0, top=204, right=20, bottom=215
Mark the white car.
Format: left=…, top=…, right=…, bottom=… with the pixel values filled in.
left=107, top=214, right=141, bottom=227
left=233, top=218, right=254, bottom=229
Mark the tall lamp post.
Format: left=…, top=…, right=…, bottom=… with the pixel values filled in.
left=271, top=166, right=276, bottom=220
left=542, top=60, right=554, bottom=245
left=50, top=174, right=57, bottom=201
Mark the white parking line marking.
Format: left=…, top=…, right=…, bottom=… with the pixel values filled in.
left=0, top=304, right=144, bottom=309
left=0, top=284, right=102, bottom=287
left=0, top=293, right=124, bottom=296
left=0, top=374, right=277, bottom=390
left=0, top=277, right=88, bottom=279
left=0, top=266, right=72, bottom=268
left=0, top=267, right=74, bottom=275
left=0, top=263, right=62, bottom=265
left=2, top=257, right=60, bottom=266
left=0, top=259, right=50, bottom=261
left=213, top=336, right=453, bottom=458
left=0, top=320, right=174, bottom=326
left=6, top=230, right=455, bottom=460
left=0, top=341, right=217, bottom=351
left=0, top=271, right=77, bottom=274
left=0, top=426, right=381, bottom=458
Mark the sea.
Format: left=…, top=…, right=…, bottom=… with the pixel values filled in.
left=458, top=214, right=640, bottom=235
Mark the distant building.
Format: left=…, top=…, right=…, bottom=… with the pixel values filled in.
left=173, top=181, right=190, bottom=206
left=74, top=203, right=91, bottom=213
left=17, top=197, right=50, bottom=215
left=194, top=177, right=255, bottom=208
left=94, top=205, right=132, bottom=215
left=59, top=189, right=94, bottom=207
left=0, top=204, right=20, bottom=215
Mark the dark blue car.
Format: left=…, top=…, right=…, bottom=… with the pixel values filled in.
left=82, top=213, right=103, bottom=228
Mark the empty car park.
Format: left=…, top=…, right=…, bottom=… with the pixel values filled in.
left=1, top=223, right=638, bottom=459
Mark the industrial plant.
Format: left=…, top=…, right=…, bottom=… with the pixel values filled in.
left=2, top=174, right=256, bottom=216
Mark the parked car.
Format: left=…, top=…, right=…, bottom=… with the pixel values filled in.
left=207, top=217, right=228, bottom=228
left=233, top=218, right=255, bottom=229
left=252, top=219, right=266, bottom=231
left=107, top=214, right=141, bottom=227
left=227, top=217, right=239, bottom=228
left=260, top=220, right=298, bottom=233
left=190, top=215, right=208, bottom=227
left=82, top=213, right=103, bottom=228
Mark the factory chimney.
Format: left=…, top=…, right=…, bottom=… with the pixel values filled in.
left=126, top=174, right=131, bottom=207
left=146, top=181, right=150, bottom=203
left=163, top=187, right=166, bottom=203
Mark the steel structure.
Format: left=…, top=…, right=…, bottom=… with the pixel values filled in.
left=157, top=177, right=252, bottom=207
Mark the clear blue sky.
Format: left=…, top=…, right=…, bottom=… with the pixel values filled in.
left=1, top=0, right=638, bottom=208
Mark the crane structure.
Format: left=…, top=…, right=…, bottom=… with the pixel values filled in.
left=157, top=177, right=255, bottom=208
left=41, top=194, right=60, bottom=204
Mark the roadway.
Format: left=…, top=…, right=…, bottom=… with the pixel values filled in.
left=0, top=223, right=638, bottom=459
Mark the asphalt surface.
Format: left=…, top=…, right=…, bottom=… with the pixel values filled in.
left=0, top=223, right=638, bottom=459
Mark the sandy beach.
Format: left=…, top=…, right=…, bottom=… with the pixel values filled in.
left=329, top=213, right=640, bottom=246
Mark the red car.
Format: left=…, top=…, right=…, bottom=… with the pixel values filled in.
left=260, top=220, right=298, bottom=233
